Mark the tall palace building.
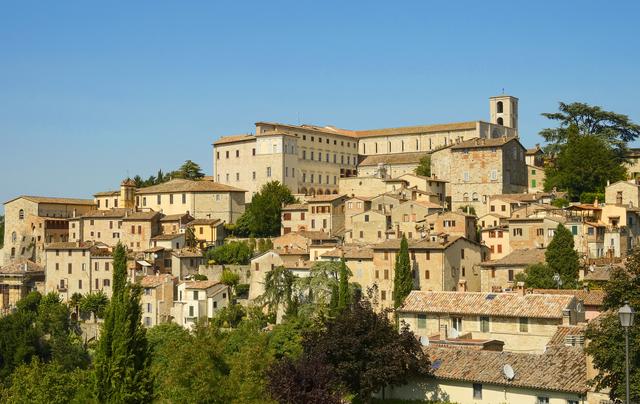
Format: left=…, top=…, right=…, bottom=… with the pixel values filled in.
left=213, top=95, right=519, bottom=199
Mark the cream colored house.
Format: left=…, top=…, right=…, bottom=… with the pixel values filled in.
left=605, top=180, right=640, bottom=206
left=249, top=251, right=285, bottom=301
left=0, top=259, right=44, bottom=313
left=172, top=280, right=229, bottom=330
left=213, top=96, right=518, bottom=198
left=371, top=236, right=488, bottom=310
left=139, top=274, right=175, bottom=327
left=398, top=290, right=582, bottom=353
left=348, top=210, right=391, bottom=244
left=320, top=245, right=375, bottom=293
left=3, top=195, right=96, bottom=264
left=188, top=218, right=225, bottom=247
left=170, top=249, right=204, bottom=279
left=344, top=196, right=372, bottom=231
left=479, top=248, right=546, bottom=292
left=44, top=242, right=114, bottom=302
left=281, top=203, right=308, bottom=234
left=527, top=164, right=546, bottom=193
left=425, top=211, right=477, bottom=241
left=478, top=213, right=508, bottom=229
left=508, top=216, right=565, bottom=251
left=306, top=194, right=347, bottom=234
left=121, top=211, right=162, bottom=251
left=160, top=213, right=193, bottom=235
left=431, top=136, right=527, bottom=216
left=479, top=225, right=511, bottom=260
left=395, top=173, right=447, bottom=204
left=391, top=200, right=443, bottom=240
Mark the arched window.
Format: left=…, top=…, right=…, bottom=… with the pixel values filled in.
left=300, top=187, right=307, bottom=195
left=497, top=101, right=503, bottom=113
left=463, top=193, right=469, bottom=202
left=18, top=209, right=24, bottom=220
left=317, top=189, right=324, bottom=195
left=332, top=189, right=338, bottom=194
left=472, top=192, right=479, bottom=201
left=497, top=117, right=504, bottom=126
left=10, top=247, right=15, bottom=258
left=11, top=231, right=17, bottom=242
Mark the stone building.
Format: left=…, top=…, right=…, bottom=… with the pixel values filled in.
left=425, top=211, right=478, bottom=241
left=348, top=210, right=391, bottom=244
left=139, top=274, right=175, bottom=327
left=431, top=136, right=527, bottom=216
left=172, top=280, right=229, bottom=330
left=0, top=259, right=44, bottom=313
left=212, top=96, right=518, bottom=199
left=3, top=196, right=96, bottom=265
left=479, top=248, right=546, bottom=292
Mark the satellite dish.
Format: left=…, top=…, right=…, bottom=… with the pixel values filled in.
left=153, top=253, right=158, bottom=259
left=503, top=364, right=515, bottom=381
left=420, top=335, right=430, bottom=346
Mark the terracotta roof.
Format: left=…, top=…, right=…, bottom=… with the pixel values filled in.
left=0, top=259, right=44, bottom=274
left=532, top=289, right=605, bottom=306
left=426, top=346, right=587, bottom=394
left=526, top=146, right=543, bottom=155
left=480, top=248, right=546, bottom=268
left=355, top=121, right=477, bottom=138
left=372, top=236, right=462, bottom=250
left=121, top=211, right=162, bottom=221
left=188, top=218, right=222, bottom=226
left=75, top=208, right=129, bottom=219
left=399, top=290, right=575, bottom=319
left=583, top=266, right=612, bottom=282
left=160, top=213, right=193, bottom=222
left=411, top=200, right=444, bottom=209
left=212, top=134, right=255, bottom=145
left=182, top=280, right=220, bottom=289
left=321, top=245, right=374, bottom=260
left=297, top=230, right=339, bottom=241
left=94, top=190, right=119, bottom=197
left=135, top=179, right=245, bottom=194
left=139, top=274, right=174, bottom=288
left=282, top=203, right=308, bottom=211
left=547, top=325, right=587, bottom=347
left=450, top=136, right=520, bottom=150
left=396, top=173, right=448, bottom=183
left=143, top=246, right=165, bottom=253
left=306, top=194, right=346, bottom=203
left=45, top=241, right=97, bottom=250
left=254, top=122, right=357, bottom=138
left=151, top=233, right=184, bottom=241
left=359, top=152, right=427, bottom=167
left=172, top=249, right=203, bottom=258
left=5, top=195, right=96, bottom=206
left=274, top=246, right=308, bottom=255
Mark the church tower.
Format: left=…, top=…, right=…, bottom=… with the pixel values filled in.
left=119, top=178, right=137, bottom=210
left=489, top=95, right=518, bottom=130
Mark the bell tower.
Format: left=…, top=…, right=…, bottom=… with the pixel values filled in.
left=489, top=95, right=518, bottom=130
left=119, top=178, right=137, bottom=210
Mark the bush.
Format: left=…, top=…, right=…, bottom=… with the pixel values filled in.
left=235, top=284, right=250, bottom=299
left=205, top=242, right=252, bottom=265
left=580, top=192, right=605, bottom=204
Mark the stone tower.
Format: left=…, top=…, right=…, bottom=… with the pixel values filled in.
left=489, top=95, right=518, bottom=130
left=119, top=178, right=137, bottom=209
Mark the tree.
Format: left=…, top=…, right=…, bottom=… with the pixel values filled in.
left=221, top=269, right=240, bottom=297
left=586, top=247, right=640, bottom=402
left=243, top=181, right=297, bottom=237
left=259, top=266, right=297, bottom=320
left=267, top=353, right=342, bottom=404
left=414, top=155, right=431, bottom=177
left=206, top=242, right=252, bottom=265
left=176, top=160, right=205, bottom=180
left=94, top=243, right=153, bottom=403
left=544, top=126, right=626, bottom=200
left=393, top=235, right=413, bottom=308
left=545, top=223, right=580, bottom=288
left=299, top=299, right=430, bottom=402
left=79, top=291, right=109, bottom=322
left=540, top=101, right=640, bottom=159
left=337, top=259, right=350, bottom=312
left=519, top=263, right=557, bottom=289
left=296, top=261, right=340, bottom=315
left=69, top=292, right=82, bottom=319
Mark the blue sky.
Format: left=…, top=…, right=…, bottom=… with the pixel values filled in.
left=1, top=1, right=639, bottom=213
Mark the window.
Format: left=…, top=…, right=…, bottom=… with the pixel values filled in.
left=384, top=270, right=389, bottom=280
left=67, top=263, right=72, bottom=274
left=531, top=179, right=537, bottom=188
left=189, top=306, right=194, bottom=317
left=182, top=193, right=186, bottom=204
left=18, top=209, right=24, bottom=220
left=252, top=171, right=256, bottom=180
left=497, top=117, right=504, bottom=125
left=380, top=290, right=386, bottom=300
left=463, top=171, right=469, bottom=182
left=460, top=249, right=465, bottom=259
left=513, top=228, right=523, bottom=236
left=235, top=150, right=239, bottom=157
left=571, top=225, right=578, bottom=235
left=536, top=397, right=549, bottom=404
left=473, top=383, right=482, bottom=399
left=104, top=279, right=111, bottom=288
left=536, top=228, right=544, bottom=236
left=266, top=167, right=272, bottom=177
left=147, top=303, right=152, bottom=313
left=169, top=194, right=174, bottom=204
left=497, top=101, right=503, bottom=113
left=424, top=270, right=430, bottom=279
left=519, top=317, right=528, bottom=332
left=480, top=316, right=490, bottom=332
left=364, top=215, right=369, bottom=222
left=236, top=172, right=240, bottom=181
left=417, top=314, right=427, bottom=329
left=78, top=280, right=82, bottom=289
left=508, top=268, right=513, bottom=280
left=451, top=317, right=462, bottom=332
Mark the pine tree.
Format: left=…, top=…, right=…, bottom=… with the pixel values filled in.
left=337, top=258, right=350, bottom=312
left=95, top=243, right=153, bottom=403
left=545, top=223, right=580, bottom=288
left=393, top=235, right=413, bottom=308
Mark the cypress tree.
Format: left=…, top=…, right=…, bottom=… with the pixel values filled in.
left=545, top=223, right=580, bottom=288
left=337, top=258, right=350, bottom=312
left=393, top=235, right=413, bottom=308
left=95, top=243, right=153, bottom=403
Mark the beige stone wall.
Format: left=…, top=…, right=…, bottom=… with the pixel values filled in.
left=121, top=219, right=159, bottom=251
left=357, top=162, right=420, bottom=179
left=527, top=164, right=546, bottom=193
left=138, top=191, right=244, bottom=223
left=44, top=249, right=113, bottom=302
left=344, top=198, right=369, bottom=230
left=396, top=174, right=447, bottom=203
left=68, top=217, right=123, bottom=247
left=357, top=128, right=479, bottom=156
left=480, top=265, right=525, bottom=292
left=339, top=177, right=388, bottom=198
left=370, top=195, right=401, bottom=213
left=349, top=211, right=389, bottom=244
left=605, top=180, right=640, bottom=206
left=480, top=228, right=510, bottom=260
left=95, top=195, right=119, bottom=210
left=248, top=251, right=284, bottom=300
left=509, top=218, right=560, bottom=250
left=427, top=212, right=477, bottom=241
left=478, top=213, right=507, bottom=229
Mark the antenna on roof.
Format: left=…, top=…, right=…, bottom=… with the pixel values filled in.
left=503, top=364, right=515, bottom=381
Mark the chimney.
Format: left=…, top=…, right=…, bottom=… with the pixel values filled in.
left=395, top=224, right=400, bottom=238
left=439, top=323, right=448, bottom=340
left=457, top=280, right=467, bottom=292
left=516, top=281, right=525, bottom=296
left=73, top=209, right=77, bottom=218
left=562, top=309, right=572, bottom=326
left=593, top=197, right=599, bottom=208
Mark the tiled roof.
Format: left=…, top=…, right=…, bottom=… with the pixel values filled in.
left=321, top=245, right=374, bottom=260
left=491, top=192, right=554, bottom=203
left=480, top=248, right=546, bottom=268
left=450, top=136, right=519, bottom=150
left=160, top=213, right=193, bottom=222
left=306, top=194, right=346, bottom=203
left=93, top=190, right=119, bottom=197
left=354, top=121, right=477, bottom=138
left=212, top=134, right=255, bottom=145
left=139, top=274, right=174, bottom=288
left=399, top=290, right=575, bottom=319
left=359, top=152, right=427, bottom=167
left=188, top=218, right=222, bottom=226
left=532, top=289, right=605, bottom=306
left=75, top=208, right=129, bottom=219
left=547, top=325, right=587, bottom=347
left=426, top=346, right=587, bottom=394
left=254, top=122, right=357, bottom=138
left=0, top=259, right=44, bottom=274
left=5, top=195, right=96, bottom=206
left=135, top=179, right=245, bottom=194
left=183, top=280, right=220, bottom=289
left=122, top=211, right=162, bottom=221
left=411, top=200, right=444, bottom=209
left=282, top=203, right=308, bottom=211
left=372, top=236, right=462, bottom=251
left=526, top=146, right=543, bottom=155
left=45, top=241, right=97, bottom=250
left=583, top=266, right=613, bottom=282
left=172, top=249, right=203, bottom=258
left=151, top=233, right=184, bottom=241
left=297, top=230, right=339, bottom=241
left=396, top=173, right=448, bottom=182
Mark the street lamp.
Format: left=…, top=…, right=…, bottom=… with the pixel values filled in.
left=619, top=302, right=635, bottom=404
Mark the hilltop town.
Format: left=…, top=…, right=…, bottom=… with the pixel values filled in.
left=1, top=95, right=639, bottom=403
